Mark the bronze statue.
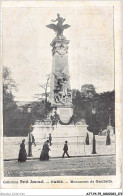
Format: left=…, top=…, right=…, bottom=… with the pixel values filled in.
left=46, top=13, right=70, bottom=36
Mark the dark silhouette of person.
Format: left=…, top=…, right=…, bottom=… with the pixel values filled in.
left=50, top=114, right=54, bottom=126
left=85, top=133, right=89, bottom=145
left=106, top=133, right=111, bottom=145
left=40, top=140, right=51, bottom=161
left=31, top=134, right=36, bottom=146
left=54, top=111, right=59, bottom=126
left=48, top=133, right=52, bottom=146
left=18, top=139, right=27, bottom=162
left=62, top=141, right=70, bottom=158
left=51, top=111, right=59, bottom=126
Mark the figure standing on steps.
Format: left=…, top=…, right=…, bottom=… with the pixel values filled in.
left=51, top=111, right=59, bottom=127
left=54, top=111, right=59, bottom=127
left=62, top=141, right=70, bottom=158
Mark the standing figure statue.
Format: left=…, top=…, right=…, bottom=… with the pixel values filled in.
left=46, top=13, right=70, bottom=36
left=50, top=111, right=59, bottom=126
left=61, top=78, right=68, bottom=97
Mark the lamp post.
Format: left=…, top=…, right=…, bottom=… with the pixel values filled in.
left=92, top=106, right=97, bottom=154
left=27, top=104, right=33, bottom=157
left=106, top=107, right=111, bottom=145
left=107, top=107, right=112, bottom=135
left=108, top=108, right=111, bottom=126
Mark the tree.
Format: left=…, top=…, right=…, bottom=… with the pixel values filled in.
left=72, top=87, right=115, bottom=135
left=81, top=84, right=96, bottom=98
left=31, top=74, right=51, bottom=121
left=31, top=100, right=51, bottom=121
left=86, top=91, right=115, bottom=134
left=72, top=89, right=85, bottom=123
left=3, top=67, right=17, bottom=136
left=39, top=74, right=51, bottom=104
left=3, top=67, right=17, bottom=110
left=3, top=67, right=16, bottom=92
left=39, top=74, right=51, bottom=118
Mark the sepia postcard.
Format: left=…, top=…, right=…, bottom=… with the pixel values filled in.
left=0, top=0, right=122, bottom=190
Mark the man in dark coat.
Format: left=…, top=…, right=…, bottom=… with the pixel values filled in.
left=106, top=133, right=111, bottom=145
left=62, top=141, right=70, bottom=158
left=85, top=133, right=89, bottom=145
left=48, top=133, right=52, bottom=146
left=31, top=134, right=36, bottom=146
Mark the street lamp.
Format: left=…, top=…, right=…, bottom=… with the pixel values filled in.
left=106, top=107, right=112, bottom=145
left=108, top=108, right=111, bottom=127
left=92, top=106, right=97, bottom=154
left=107, top=107, right=112, bottom=135
left=27, top=104, right=33, bottom=157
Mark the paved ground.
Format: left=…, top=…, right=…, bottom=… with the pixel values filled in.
left=4, top=155, right=116, bottom=177
left=3, top=136, right=115, bottom=160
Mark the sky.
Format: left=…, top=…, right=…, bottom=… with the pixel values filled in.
left=2, top=6, right=114, bottom=101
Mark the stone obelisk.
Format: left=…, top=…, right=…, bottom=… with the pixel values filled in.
left=47, top=14, right=73, bottom=124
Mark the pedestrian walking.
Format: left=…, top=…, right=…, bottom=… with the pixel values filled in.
left=18, top=139, right=27, bottom=162
left=62, top=141, right=70, bottom=158
left=31, top=134, right=36, bottom=146
left=106, top=133, right=111, bottom=145
left=48, top=133, right=52, bottom=146
left=40, top=140, right=51, bottom=161
left=85, top=133, right=89, bottom=145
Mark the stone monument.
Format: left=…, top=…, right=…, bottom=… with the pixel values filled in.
left=47, top=13, right=73, bottom=124
left=32, top=14, right=92, bottom=156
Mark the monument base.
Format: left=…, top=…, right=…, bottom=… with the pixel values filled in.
left=32, top=122, right=92, bottom=144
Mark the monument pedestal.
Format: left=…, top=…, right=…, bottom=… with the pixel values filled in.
left=32, top=122, right=92, bottom=144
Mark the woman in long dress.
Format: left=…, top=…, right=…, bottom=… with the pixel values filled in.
left=40, top=140, right=50, bottom=161
left=18, top=139, right=27, bottom=162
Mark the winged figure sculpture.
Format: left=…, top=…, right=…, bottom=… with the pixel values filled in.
left=46, top=13, right=70, bottom=36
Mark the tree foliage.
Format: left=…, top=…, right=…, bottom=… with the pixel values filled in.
left=3, top=67, right=32, bottom=137
left=39, top=74, right=51, bottom=103
left=81, top=84, right=96, bottom=98
left=31, top=100, right=51, bottom=121
left=3, top=67, right=17, bottom=110
left=3, top=68, right=115, bottom=137
left=72, top=88, right=115, bottom=135
left=3, top=67, right=18, bottom=136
